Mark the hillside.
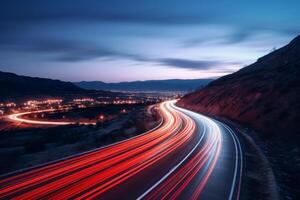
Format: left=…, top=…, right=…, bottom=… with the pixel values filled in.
left=178, top=35, right=300, bottom=135
left=0, top=71, right=86, bottom=100
left=178, top=36, right=300, bottom=198
left=75, top=79, right=212, bottom=92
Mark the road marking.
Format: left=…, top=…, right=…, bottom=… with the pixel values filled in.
left=219, top=122, right=243, bottom=200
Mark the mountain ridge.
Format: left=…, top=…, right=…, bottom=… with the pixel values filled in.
left=75, top=79, right=213, bottom=92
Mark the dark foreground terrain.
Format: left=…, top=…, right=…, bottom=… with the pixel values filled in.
left=0, top=104, right=160, bottom=175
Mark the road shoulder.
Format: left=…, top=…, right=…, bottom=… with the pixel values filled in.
left=213, top=118, right=280, bottom=200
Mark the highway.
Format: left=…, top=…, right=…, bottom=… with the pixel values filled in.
left=0, top=100, right=243, bottom=199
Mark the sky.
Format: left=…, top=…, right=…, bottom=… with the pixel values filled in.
left=0, top=0, right=299, bottom=82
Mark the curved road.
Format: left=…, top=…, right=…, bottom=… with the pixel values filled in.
left=0, top=100, right=243, bottom=200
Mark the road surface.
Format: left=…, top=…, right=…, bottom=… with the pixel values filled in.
left=0, top=100, right=243, bottom=199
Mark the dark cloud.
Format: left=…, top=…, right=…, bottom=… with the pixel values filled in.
left=0, top=0, right=214, bottom=26
left=0, top=30, right=243, bottom=72
left=0, top=0, right=298, bottom=54
left=30, top=39, right=125, bottom=62
left=0, top=0, right=298, bottom=39
left=55, top=48, right=121, bottom=62
left=157, top=58, right=240, bottom=70
left=182, top=31, right=251, bottom=48
left=47, top=42, right=146, bottom=62
left=57, top=50, right=146, bottom=63
left=181, top=38, right=207, bottom=48
left=0, top=37, right=144, bottom=62
left=224, top=31, right=250, bottom=44
left=0, top=35, right=242, bottom=72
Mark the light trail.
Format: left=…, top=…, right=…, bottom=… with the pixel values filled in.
left=7, top=109, right=96, bottom=125
left=0, top=100, right=243, bottom=199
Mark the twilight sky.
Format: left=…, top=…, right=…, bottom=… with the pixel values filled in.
left=0, top=0, right=299, bottom=82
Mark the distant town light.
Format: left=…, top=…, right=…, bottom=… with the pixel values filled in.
left=6, top=102, right=16, bottom=107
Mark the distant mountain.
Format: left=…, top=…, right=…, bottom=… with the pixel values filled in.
left=178, top=35, right=300, bottom=135
left=75, top=79, right=213, bottom=92
left=0, top=71, right=86, bottom=100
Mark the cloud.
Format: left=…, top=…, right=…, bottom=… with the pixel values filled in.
left=156, top=58, right=240, bottom=70
left=0, top=36, right=241, bottom=72
left=182, top=29, right=252, bottom=48
left=31, top=40, right=123, bottom=62
left=0, top=33, right=242, bottom=72
left=223, top=31, right=250, bottom=44
left=0, top=37, right=144, bottom=62
left=0, top=1, right=214, bottom=26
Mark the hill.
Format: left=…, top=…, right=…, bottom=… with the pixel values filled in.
left=75, top=79, right=212, bottom=92
left=0, top=71, right=86, bottom=100
left=178, top=36, right=300, bottom=135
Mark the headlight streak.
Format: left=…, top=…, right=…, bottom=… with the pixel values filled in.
left=140, top=107, right=223, bottom=200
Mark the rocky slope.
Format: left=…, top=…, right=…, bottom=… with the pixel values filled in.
left=178, top=35, right=300, bottom=135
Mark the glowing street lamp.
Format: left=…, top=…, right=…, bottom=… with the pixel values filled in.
left=121, top=109, right=126, bottom=113
left=99, top=115, right=105, bottom=120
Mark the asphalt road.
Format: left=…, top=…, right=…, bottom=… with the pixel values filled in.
left=0, top=100, right=243, bottom=200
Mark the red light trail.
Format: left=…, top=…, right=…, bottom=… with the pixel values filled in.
left=0, top=100, right=243, bottom=199
left=7, top=109, right=96, bottom=125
